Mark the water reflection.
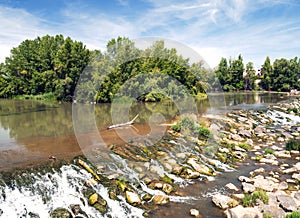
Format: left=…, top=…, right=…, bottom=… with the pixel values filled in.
left=0, top=92, right=289, bottom=170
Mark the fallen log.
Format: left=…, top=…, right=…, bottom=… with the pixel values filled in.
left=108, top=114, right=139, bottom=129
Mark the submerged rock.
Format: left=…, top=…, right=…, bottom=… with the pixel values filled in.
left=125, top=191, right=142, bottom=205
left=152, top=195, right=169, bottom=205
left=187, top=157, right=212, bottom=176
left=50, top=208, right=72, bottom=218
left=190, top=208, right=200, bottom=217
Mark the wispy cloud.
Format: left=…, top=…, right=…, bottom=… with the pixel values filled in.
left=0, top=0, right=299, bottom=68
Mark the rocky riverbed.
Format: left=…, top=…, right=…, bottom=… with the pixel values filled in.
left=0, top=97, right=299, bottom=218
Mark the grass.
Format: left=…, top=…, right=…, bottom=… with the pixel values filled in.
left=238, top=143, right=250, bottom=151
left=242, top=190, right=269, bottom=207
left=264, top=148, right=275, bottom=155
left=171, top=116, right=211, bottom=138
left=285, top=211, right=300, bottom=218
left=286, top=139, right=300, bottom=151
left=14, top=92, right=57, bottom=101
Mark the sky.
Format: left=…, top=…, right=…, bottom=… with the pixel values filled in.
left=0, top=0, right=299, bottom=68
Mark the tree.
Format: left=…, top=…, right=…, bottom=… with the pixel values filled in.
left=260, top=56, right=273, bottom=91
left=244, top=62, right=256, bottom=90
left=0, top=35, right=90, bottom=100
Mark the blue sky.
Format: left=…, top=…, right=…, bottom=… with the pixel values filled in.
left=0, top=0, right=299, bottom=68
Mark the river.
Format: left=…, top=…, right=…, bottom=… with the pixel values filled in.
left=0, top=92, right=290, bottom=217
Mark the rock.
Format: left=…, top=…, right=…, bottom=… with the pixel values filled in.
left=212, top=193, right=237, bottom=209
left=277, top=195, right=297, bottom=211
left=260, top=158, right=278, bottom=165
left=190, top=209, right=200, bottom=217
left=253, top=177, right=276, bottom=192
left=277, top=137, right=285, bottom=142
left=225, top=183, right=239, bottom=192
left=278, top=181, right=289, bottom=190
left=242, top=182, right=256, bottom=193
left=187, top=157, right=212, bottom=175
left=162, top=183, right=174, bottom=194
left=125, top=191, right=141, bottom=205
left=69, top=204, right=84, bottom=216
left=176, top=153, right=186, bottom=159
left=152, top=195, right=169, bottom=205
left=254, top=168, right=265, bottom=174
left=238, top=176, right=252, bottom=183
left=219, top=147, right=230, bottom=154
left=50, top=208, right=72, bottom=218
left=28, top=212, right=40, bottom=218
left=245, top=139, right=253, bottom=146
left=292, top=173, right=300, bottom=181
left=231, top=134, right=244, bottom=142
left=180, top=168, right=201, bottom=179
left=142, top=193, right=153, bottom=201
left=260, top=205, right=285, bottom=218
left=275, top=150, right=291, bottom=158
left=283, top=167, right=298, bottom=174
left=232, top=194, right=245, bottom=200
left=238, top=130, right=252, bottom=138
left=88, top=193, right=98, bottom=205
left=233, top=151, right=247, bottom=160
left=225, top=205, right=263, bottom=218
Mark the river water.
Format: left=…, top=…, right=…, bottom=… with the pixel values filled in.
left=0, top=92, right=290, bottom=217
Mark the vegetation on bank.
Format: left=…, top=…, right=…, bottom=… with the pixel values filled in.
left=215, top=55, right=300, bottom=92
left=0, top=34, right=299, bottom=103
left=0, top=35, right=210, bottom=103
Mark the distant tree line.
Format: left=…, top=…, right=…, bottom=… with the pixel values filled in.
left=0, top=35, right=210, bottom=102
left=215, top=55, right=300, bottom=92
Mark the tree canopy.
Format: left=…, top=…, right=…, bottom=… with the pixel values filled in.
left=215, top=55, right=300, bottom=92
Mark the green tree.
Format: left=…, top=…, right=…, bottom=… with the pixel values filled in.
left=260, top=56, right=273, bottom=91
left=244, top=62, right=256, bottom=90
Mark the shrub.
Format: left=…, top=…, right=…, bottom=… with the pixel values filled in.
left=198, top=126, right=211, bottom=137
left=242, top=190, right=268, bottom=207
left=293, top=107, right=299, bottom=113
left=238, top=143, right=250, bottom=151
left=171, top=124, right=181, bottom=132
left=286, top=139, right=300, bottom=151
left=285, top=211, right=300, bottom=218
left=264, top=148, right=275, bottom=155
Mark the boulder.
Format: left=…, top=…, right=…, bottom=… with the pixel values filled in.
left=238, top=130, right=252, bottom=138
left=253, top=177, right=276, bottom=192
left=212, top=193, right=237, bottom=209
left=125, top=191, right=141, bottom=205
left=190, top=209, right=200, bottom=217
left=242, top=182, right=255, bottom=193
left=152, top=195, right=169, bottom=205
left=277, top=195, right=297, bottom=212
left=225, top=205, right=263, bottom=218
left=50, top=208, right=72, bottom=218
left=225, top=183, right=239, bottom=192
left=292, top=173, right=300, bottom=181
left=187, top=157, right=212, bottom=175
left=260, top=205, right=286, bottom=218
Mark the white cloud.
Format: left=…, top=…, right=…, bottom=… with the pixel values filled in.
left=0, top=6, right=50, bottom=61
left=0, top=0, right=299, bottom=69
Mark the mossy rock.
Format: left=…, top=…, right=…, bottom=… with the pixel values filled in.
left=50, top=208, right=72, bottom=218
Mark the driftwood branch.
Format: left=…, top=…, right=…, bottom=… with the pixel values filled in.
left=108, top=114, right=139, bottom=129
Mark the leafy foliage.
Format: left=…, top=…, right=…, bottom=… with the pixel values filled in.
left=0, top=35, right=91, bottom=101
left=242, top=190, right=269, bottom=207
left=285, top=211, right=300, bottom=218
left=215, top=55, right=300, bottom=92
left=286, top=139, right=300, bottom=151
left=264, top=148, right=275, bottom=155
